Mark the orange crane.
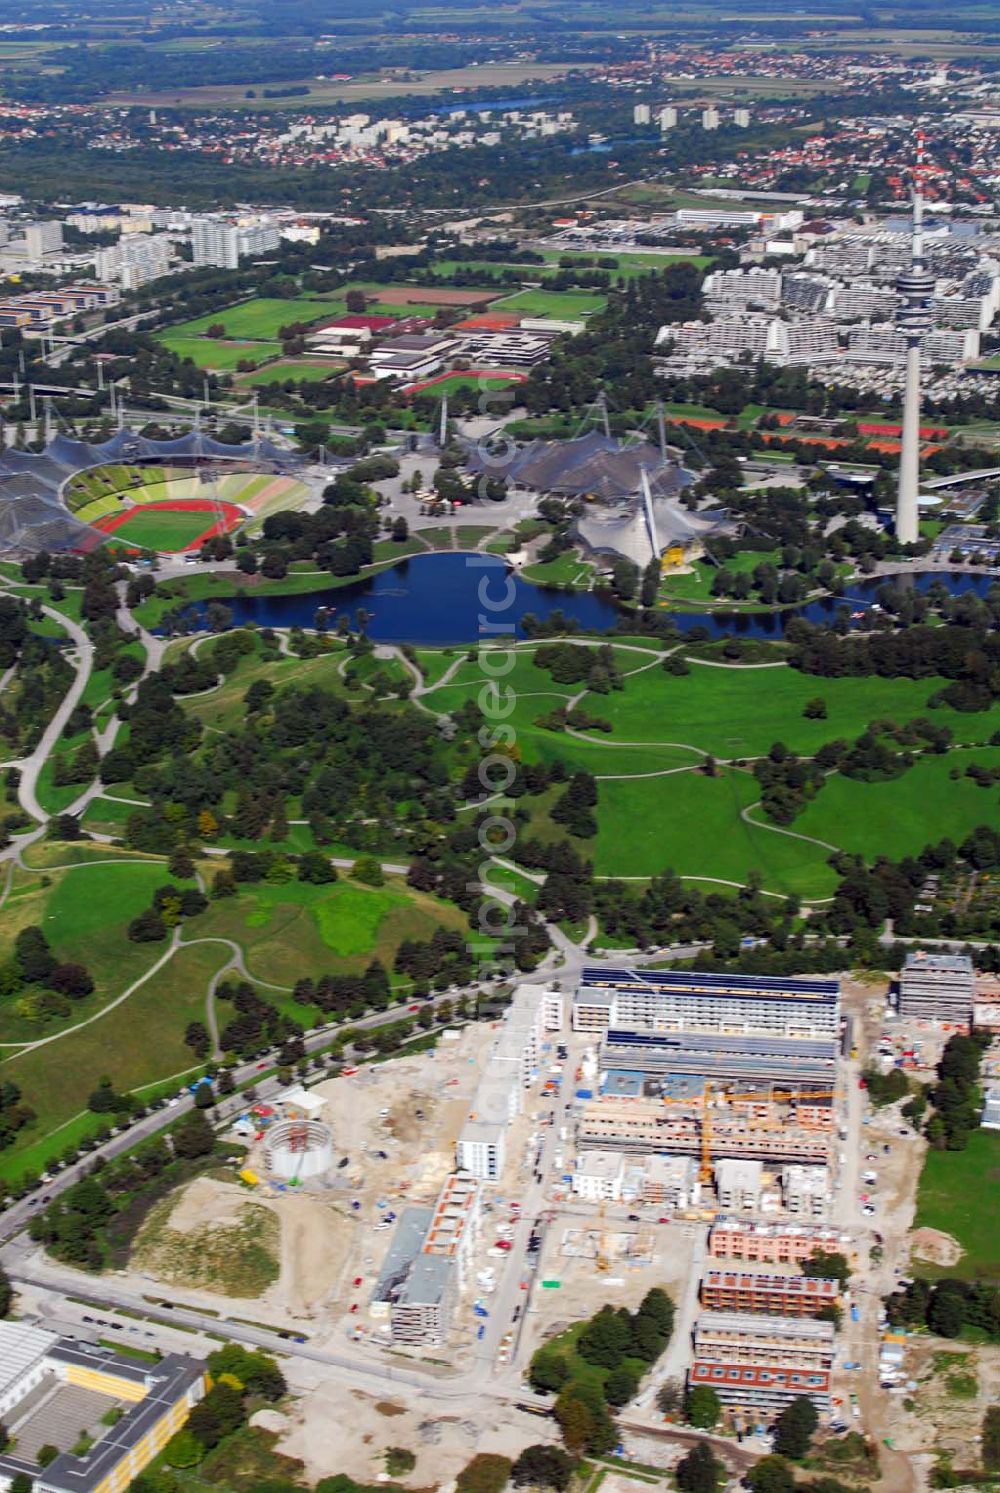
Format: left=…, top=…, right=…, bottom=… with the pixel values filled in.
left=699, top=1082, right=713, bottom=1184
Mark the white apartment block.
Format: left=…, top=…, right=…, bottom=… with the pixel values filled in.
left=703, top=267, right=782, bottom=311
left=572, top=1149, right=626, bottom=1202
left=714, top=1158, right=764, bottom=1212
left=456, top=1119, right=506, bottom=1181
left=831, top=284, right=897, bottom=321
left=640, top=1153, right=698, bottom=1208
left=192, top=219, right=238, bottom=270
left=94, top=233, right=172, bottom=290
left=782, top=1164, right=829, bottom=1220
left=572, top=969, right=840, bottom=1040
left=845, top=325, right=980, bottom=366
left=453, top=986, right=559, bottom=1182
left=23, top=219, right=63, bottom=262
left=191, top=218, right=279, bottom=270
left=898, top=951, right=975, bottom=1025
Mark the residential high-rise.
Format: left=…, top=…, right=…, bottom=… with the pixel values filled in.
left=658, top=106, right=678, bottom=131
left=191, top=218, right=239, bottom=270
left=702, top=106, right=720, bottom=131
left=22, top=220, right=62, bottom=264
left=895, top=133, right=936, bottom=545
left=633, top=103, right=651, bottom=126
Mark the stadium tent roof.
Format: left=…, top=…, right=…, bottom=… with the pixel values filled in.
left=575, top=497, right=736, bottom=568
left=0, top=426, right=304, bottom=557
left=465, top=430, right=693, bottom=502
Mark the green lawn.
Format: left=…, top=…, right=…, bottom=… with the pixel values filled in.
left=192, top=874, right=468, bottom=987
left=540, top=249, right=715, bottom=275
left=0, top=860, right=183, bottom=1047
left=106, top=506, right=216, bottom=552
left=311, top=882, right=409, bottom=956
left=914, top=1128, right=1000, bottom=1278
left=157, top=334, right=282, bottom=371
left=792, top=749, right=1000, bottom=865
left=576, top=661, right=1000, bottom=760
left=592, top=767, right=838, bottom=898
left=0, top=940, right=229, bottom=1183
left=521, top=552, right=596, bottom=588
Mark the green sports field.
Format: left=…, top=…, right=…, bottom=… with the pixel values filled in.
left=492, top=287, right=608, bottom=319
left=238, top=358, right=344, bottom=385
left=159, top=295, right=345, bottom=342
left=413, top=371, right=524, bottom=396
left=103, top=506, right=215, bottom=552
left=158, top=333, right=283, bottom=370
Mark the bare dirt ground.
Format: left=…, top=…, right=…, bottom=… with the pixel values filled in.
left=167, top=1176, right=249, bottom=1233
left=520, top=1218, right=696, bottom=1362
left=123, top=1029, right=498, bottom=1334
left=280, top=1383, right=560, bottom=1488
left=879, top=1340, right=1000, bottom=1473
left=128, top=1176, right=352, bottom=1319
left=908, top=1228, right=963, bottom=1268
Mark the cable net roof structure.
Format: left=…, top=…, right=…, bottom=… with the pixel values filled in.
left=0, top=428, right=304, bottom=557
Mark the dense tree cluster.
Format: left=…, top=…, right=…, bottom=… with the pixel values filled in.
left=216, top=980, right=305, bottom=1063
left=0, top=926, right=95, bottom=1031
left=530, top=1289, right=674, bottom=1455
left=28, top=1111, right=216, bottom=1269
left=885, top=1276, right=1000, bottom=1340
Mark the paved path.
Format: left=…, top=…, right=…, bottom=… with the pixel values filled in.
left=7, top=603, right=93, bottom=826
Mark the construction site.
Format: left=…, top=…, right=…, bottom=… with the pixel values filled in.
left=105, top=957, right=984, bottom=1480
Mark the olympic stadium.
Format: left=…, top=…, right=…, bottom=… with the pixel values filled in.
left=0, top=428, right=310, bottom=558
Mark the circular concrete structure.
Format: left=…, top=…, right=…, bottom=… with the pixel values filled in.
left=263, top=1119, right=334, bottom=1180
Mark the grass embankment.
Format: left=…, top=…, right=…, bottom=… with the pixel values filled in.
left=0, top=939, right=231, bottom=1182
left=133, top=1193, right=280, bottom=1297
left=192, top=873, right=468, bottom=987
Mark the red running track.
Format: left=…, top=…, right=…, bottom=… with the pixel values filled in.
left=94, top=497, right=244, bottom=553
